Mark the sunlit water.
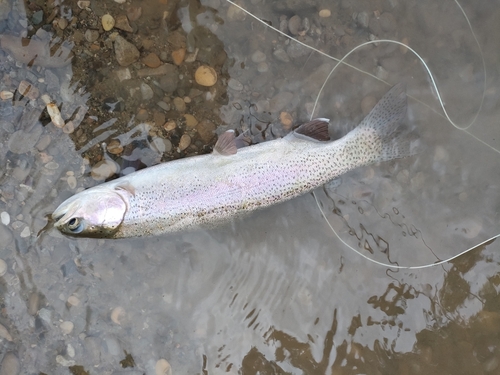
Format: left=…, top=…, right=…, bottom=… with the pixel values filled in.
left=0, top=0, right=500, bottom=374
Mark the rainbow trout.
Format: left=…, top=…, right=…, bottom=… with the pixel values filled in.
left=52, top=83, right=419, bottom=238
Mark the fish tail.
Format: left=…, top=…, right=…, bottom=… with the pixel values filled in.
left=348, top=83, right=421, bottom=165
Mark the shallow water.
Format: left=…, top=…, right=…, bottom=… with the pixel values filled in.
left=0, top=0, right=500, bottom=374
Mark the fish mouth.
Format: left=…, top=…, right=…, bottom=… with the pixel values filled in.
left=52, top=200, right=80, bottom=228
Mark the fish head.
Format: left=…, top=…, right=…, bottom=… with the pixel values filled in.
left=52, top=186, right=130, bottom=237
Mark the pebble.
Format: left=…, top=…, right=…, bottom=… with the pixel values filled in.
left=172, top=48, right=186, bottom=66
left=257, top=62, right=268, bottom=73
left=77, top=0, right=90, bottom=9
left=114, top=14, right=133, bottom=32
left=58, top=18, right=68, bottom=30
left=279, top=111, right=293, bottom=129
left=143, top=53, right=161, bottom=68
left=111, top=306, right=126, bottom=325
left=151, top=137, right=172, bottom=153
left=0, top=324, right=12, bottom=341
left=107, top=139, right=124, bottom=155
left=67, top=176, right=77, bottom=189
left=56, top=355, right=75, bottom=367
left=60, top=321, right=74, bottom=335
left=184, top=114, right=198, bottom=128
left=273, top=48, right=290, bottom=63
left=178, top=134, right=191, bottom=151
left=67, top=344, right=75, bottom=358
left=32, top=10, right=43, bottom=25
left=156, top=359, right=172, bottom=375
left=0, top=353, right=20, bottom=375
left=36, top=135, right=51, bottom=151
left=226, top=4, right=246, bottom=21
left=114, top=35, right=140, bottom=66
left=67, top=295, right=80, bottom=306
left=18, top=80, right=39, bottom=99
left=197, top=120, right=216, bottom=143
left=356, top=11, right=370, bottom=28
left=140, top=83, right=154, bottom=101
left=319, top=9, right=331, bottom=18
left=0, top=91, right=13, bottom=100
left=0, top=212, right=9, bottom=226
left=288, top=15, right=301, bottom=35
left=101, top=14, right=115, bottom=31
left=269, top=91, right=293, bottom=112
left=127, top=6, right=142, bottom=21
left=84, top=29, right=99, bottom=43
left=116, top=68, right=132, bottom=82
left=20, top=227, right=30, bottom=238
left=47, top=103, right=65, bottom=128
left=45, top=161, right=59, bottom=170
left=228, top=78, right=243, bottom=91
left=251, top=50, right=266, bottom=63
left=195, top=65, right=217, bottom=87
left=0, top=259, right=6, bottom=277
left=63, top=121, right=75, bottom=134
left=173, top=97, right=186, bottom=112
left=163, top=120, right=176, bottom=131
left=91, top=160, right=118, bottom=181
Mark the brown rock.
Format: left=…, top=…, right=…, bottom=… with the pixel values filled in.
left=153, top=111, right=166, bottom=127
left=114, top=35, right=139, bottom=66
left=115, top=14, right=133, bottom=32
left=127, top=6, right=142, bottom=21
left=195, top=65, right=217, bottom=87
left=178, top=134, right=191, bottom=151
left=279, top=111, right=293, bottom=129
left=172, top=48, right=186, bottom=66
left=163, top=120, right=176, bottom=131
left=197, top=120, right=216, bottom=143
left=107, top=139, right=123, bottom=155
left=143, top=52, right=161, bottom=68
left=184, top=114, right=198, bottom=128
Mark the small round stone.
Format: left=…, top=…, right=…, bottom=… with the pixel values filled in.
left=156, top=359, right=172, bottom=375
left=279, top=112, right=293, bottom=129
left=172, top=48, right=186, bottom=66
left=67, top=295, right=80, bottom=307
left=319, top=9, right=331, bottom=18
left=0, top=212, right=10, bottom=226
left=91, top=160, right=118, bottom=181
left=67, top=176, right=77, bottom=189
left=173, top=97, right=186, bottom=112
left=60, top=321, right=74, bottom=335
left=183, top=114, right=198, bottom=128
left=101, top=14, right=115, bottom=31
left=178, top=134, right=191, bottom=151
left=0, top=259, right=7, bottom=277
left=195, top=65, right=217, bottom=87
left=111, top=307, right=126, bottom=325
left=163, top=121, right=176, bottom=131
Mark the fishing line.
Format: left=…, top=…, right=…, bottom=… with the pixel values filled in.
left=224, top=0, right=498, bottom=268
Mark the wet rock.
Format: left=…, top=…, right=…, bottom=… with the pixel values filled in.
left=116, top=68, right=131, bottom=82
left=173, top=97, right=186, bottom=112
left=269, top=91, right=293, bottom=112
left=251, top=50, right=266, bottom=63
left=0, top=226, right=13, bottom=247
left=28, top=292, right=39, bottom=315
left=172, top=48, right=186, bottom=66
left=175, top=134, right=191, bottom=151
left=356, top=11, right=370, bottom=28
left=111, top=306, right=126, bottom=325
left=286, top=38, right=311, bottom=60
left=379, top=12, right=397, bottom=32
left=0, top=0, right=10, bottom=21
left=143, top=52, right=161, bottom=68
left=91, top=160, right=118, bottom=181
left=273, top=48, right=290, bottom=63
left=84, top=29, right=99, bottom=43
left=288, top=15, right=301, bottom=35
left=0, top=324, right=12, bottom=342
left=0, top=91, right=13, bottom=100
left=114, top=35, right=140, bottom=66
left=226, top=4, right=246, bottom=21
left=0, top=353, right=20, bottom=375
left=257, top=62, right=268, bottom=73
left=228, top=78, right=243, bottom=91
left=183, top=114, right=198, bottom=128
left=156, top=359, right=172, bottom=375
left=114, top=14, right=133, bottom=32
left=8, top=126, right=43, bottom=154
left=102, top=14, right=115, bottom=31
left=197, top=120, right=216, bottom=143
left=138, top=63, right=177, bottom=78
left=107, top=140, right=123, bottom=155
left=151, top=137, right=172, bottom=153
left=195, top=65, right=217, bottom=87
left=0, top=212, right=9, bottom=226
left=140, top=83, right=154, bottom=101
left=44, top=70, right=59, bottom=92
left=32, top=10, right=43, bottom=25
left=67, top=176, right=77, bottom=189
left=319, top=9, right=331, bottom=18
left=127, top=6, right=142, bottom=21
left=60, top=321, right=74, bottom=334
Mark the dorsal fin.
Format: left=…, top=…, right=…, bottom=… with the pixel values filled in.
left=214, top=130, right=238, bottom=155
left=294, top=118, right=330, bottom=141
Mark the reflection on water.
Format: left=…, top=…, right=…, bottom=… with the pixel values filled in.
left=0, top=0, right=499, bottom=373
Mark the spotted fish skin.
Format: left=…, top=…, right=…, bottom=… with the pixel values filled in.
left=52, top=84, right=418, bottom=238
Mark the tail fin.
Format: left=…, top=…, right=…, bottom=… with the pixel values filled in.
left=355, top=83, right=421, bottom=163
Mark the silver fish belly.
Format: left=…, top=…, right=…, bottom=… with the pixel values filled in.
left=52, top=83, right=419, bottom=238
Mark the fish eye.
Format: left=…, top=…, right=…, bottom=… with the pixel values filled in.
left=67, top=218, right=83, bottom=233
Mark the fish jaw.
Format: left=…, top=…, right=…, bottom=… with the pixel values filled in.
left=52, top=186, right=130, bottom=238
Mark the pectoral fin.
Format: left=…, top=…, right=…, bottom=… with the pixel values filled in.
left=293, top=118, right=330, bottom=141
